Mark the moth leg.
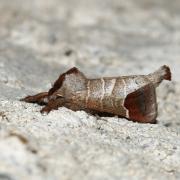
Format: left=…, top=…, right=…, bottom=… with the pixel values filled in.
left=40, top=98, right=64, bottom=114
left=20, top=92, right=49, bottom=105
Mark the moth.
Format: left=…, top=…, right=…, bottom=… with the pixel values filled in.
left=21, top=65, right=171, bottom=123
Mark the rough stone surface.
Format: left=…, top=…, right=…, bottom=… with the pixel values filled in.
left=0, top=0, right=180, bottom=179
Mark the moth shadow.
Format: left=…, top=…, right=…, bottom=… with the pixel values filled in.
left=92, top=111, right=157, bottom=124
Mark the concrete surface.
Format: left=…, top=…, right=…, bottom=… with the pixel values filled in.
left=0, top=0, right=180, bottom=179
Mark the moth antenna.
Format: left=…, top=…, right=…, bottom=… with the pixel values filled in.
left=148, top=65, right=171, bottom=87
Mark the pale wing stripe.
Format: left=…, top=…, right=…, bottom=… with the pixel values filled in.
left=122, top=79, right=129, bottom=118
left=86, top=80, right=90, bottom=107
left=100, top=78, right=105, bottom=109
left=122, top=79, right=127, bottom=97
left=111, top=79, right=117, bottom=108
left=109, top=79, right=116, bottom=95
left=111, top=79, right=117, bottom=95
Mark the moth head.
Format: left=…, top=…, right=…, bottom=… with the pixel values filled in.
left=49, top=91, right=65, bottom=101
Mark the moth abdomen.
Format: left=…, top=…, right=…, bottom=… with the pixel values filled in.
left=148, top=65, right=171, bottom=87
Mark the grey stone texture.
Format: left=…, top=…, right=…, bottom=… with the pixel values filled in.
left=0, top=0, right=180, bottom=179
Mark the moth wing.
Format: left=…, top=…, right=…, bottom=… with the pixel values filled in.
left=124, top=83, right=157, bottom=123
left=48, top=67, right=86, bottom=96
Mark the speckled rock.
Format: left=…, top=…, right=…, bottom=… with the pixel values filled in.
left=0, top=0, right=180, bottom=180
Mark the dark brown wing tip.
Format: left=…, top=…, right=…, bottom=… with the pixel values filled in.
left=20, top=96, right=32, bottom=102
left=20, top=98, right=26, bottom=102
left=161, top=65, right=171, bottom=81
left=20, top=92, right=48, bottom=105
left=66, top=67, right=79, bottom=74
left=124, top=84, right=157, bottom=123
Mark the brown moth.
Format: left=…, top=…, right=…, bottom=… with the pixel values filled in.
left=21, top=65, right=171, bottom=123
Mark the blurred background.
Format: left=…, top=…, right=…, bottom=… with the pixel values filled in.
left=0, top=0, right=179, bottom=97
